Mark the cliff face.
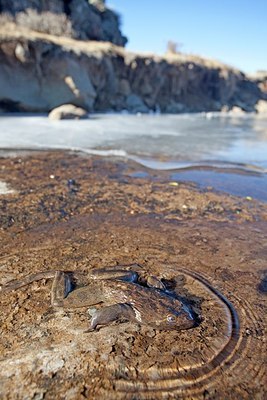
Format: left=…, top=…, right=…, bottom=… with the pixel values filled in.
left=0, top=26, right=264, bottom=113
left=0, top=0, right=127, bottom=46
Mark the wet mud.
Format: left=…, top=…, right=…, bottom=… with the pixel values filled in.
left=0, top=152, right=266, bottom=399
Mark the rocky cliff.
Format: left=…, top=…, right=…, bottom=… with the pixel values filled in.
left=0, top=0, right=127, bottom=46
left=0, top=25, right=265, bottom=114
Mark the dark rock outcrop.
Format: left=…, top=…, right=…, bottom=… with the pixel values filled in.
left=249, top=71, right=267, bottom=101
left=0, top=0, right=127, bottom=46
left=0, top=26, right=264, bottom=114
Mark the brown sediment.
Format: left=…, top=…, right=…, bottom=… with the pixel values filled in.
left=0, top=151, right=266, bottom=400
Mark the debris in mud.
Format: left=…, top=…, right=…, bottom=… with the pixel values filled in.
left=0, top=180, right=14, bottom=195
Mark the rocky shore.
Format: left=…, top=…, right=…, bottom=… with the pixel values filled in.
left=0, top=151, right=266, bottom=399
left=0, top=27, right=266, bottom=114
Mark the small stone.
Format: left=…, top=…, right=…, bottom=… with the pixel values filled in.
left=255, top=100, right=267, bottom=114
left=230, top=106, right=245, bottom=114
left=48, top=104, right=88, bottom=120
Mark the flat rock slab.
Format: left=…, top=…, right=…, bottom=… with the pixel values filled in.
left=0, top=152, right=266, bottom=399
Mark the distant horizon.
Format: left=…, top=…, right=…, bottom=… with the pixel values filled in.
left=107, top=0, right=267, bottom=74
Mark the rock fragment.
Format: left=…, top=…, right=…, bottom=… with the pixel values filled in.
left=48, top=104, right=88, bottom=120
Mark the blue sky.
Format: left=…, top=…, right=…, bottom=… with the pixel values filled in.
left=106, top=0, right=266, bottom=73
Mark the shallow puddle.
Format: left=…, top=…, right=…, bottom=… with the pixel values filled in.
left=129, top=167, right=267, bottom=202
left=170, top=169, right=267, bottom=202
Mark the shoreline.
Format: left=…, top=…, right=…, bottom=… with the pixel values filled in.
left=1, top=108, right=266, bottom=118
left=0, top=126, right=267, bottom=202
left=1, top=112, right=267, bottom=172
left=0, top=145, right=266, bottom=202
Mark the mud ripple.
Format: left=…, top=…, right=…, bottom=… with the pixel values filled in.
left=111, top=269, right=265, bottom=397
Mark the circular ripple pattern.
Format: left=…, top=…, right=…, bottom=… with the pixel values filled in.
left=1, top=250, right=265, bottom=398
left=108, top=269, right=266, bottom=397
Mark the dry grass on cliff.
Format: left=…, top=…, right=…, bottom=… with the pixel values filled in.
left=164, top=50, right=239, bottom=72
left=0, top=22, right=120, bottom=54
left=0, top=22, right=239, bottom=73
left=0, top=11, right=73, bottom=38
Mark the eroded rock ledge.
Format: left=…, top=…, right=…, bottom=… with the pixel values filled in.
left=0, top=25, right=264, bottom=113
left=0, top=0, right=127, bottom=46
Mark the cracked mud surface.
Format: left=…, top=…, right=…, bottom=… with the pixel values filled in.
left=0, top=152, right=266, bottom=399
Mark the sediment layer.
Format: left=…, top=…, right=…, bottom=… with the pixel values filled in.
left=0, top=25, right=265, bottom=113
left=0, top=151, right=266, bottom=399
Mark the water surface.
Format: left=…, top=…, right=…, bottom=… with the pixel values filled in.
left=0, top=112, right=266, bottom=200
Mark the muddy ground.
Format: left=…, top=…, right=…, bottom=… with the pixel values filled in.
left=0, top=151, right=266, bottom=400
